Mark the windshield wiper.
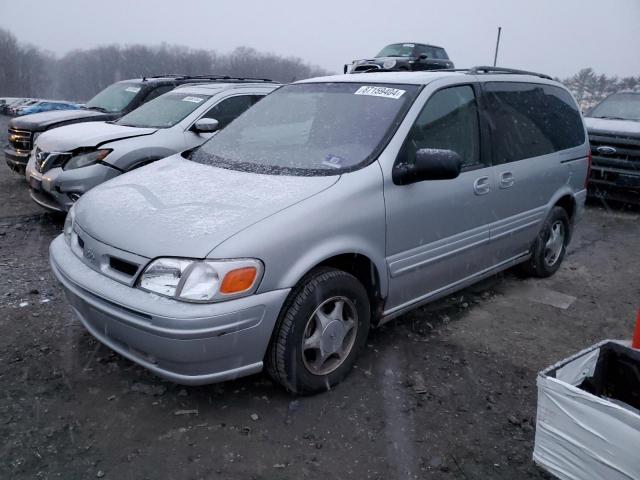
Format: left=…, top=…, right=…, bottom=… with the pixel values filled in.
left=87, top=106, right=109, bottom=113
left=595, top=115, right=629, bottom=121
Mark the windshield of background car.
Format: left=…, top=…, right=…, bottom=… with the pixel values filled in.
left=376, top=43, right=416, bottom=57
left=190, top=82, right=420, bottom=175
left=589, top=93, right=640, bottom=121
left=85, top=82, right=142, bottom=113
left=116, top=92, right=211, bottom=129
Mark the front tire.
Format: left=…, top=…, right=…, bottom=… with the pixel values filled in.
left=520, top=206, right=570, bottom=278
left=266, top=268, right=371, bottom=394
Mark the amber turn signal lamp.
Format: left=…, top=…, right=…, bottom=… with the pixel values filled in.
left=220, top=267, right=258, bottom=294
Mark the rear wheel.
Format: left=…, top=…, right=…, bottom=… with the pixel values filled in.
left=266, top=268, right=371, bottom=394
left=520, top=206, right=570, bottom=278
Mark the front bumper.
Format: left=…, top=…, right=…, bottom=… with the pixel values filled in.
left=4, top=146, right=30, bottom=174
left=588, top=167, right=640, bottom=204
left=25, top=157, right=121, bottom=213
left=49, top=235, right=290, bottom=385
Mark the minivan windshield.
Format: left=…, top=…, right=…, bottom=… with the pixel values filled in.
left=116, top=92, right=211, bottom=129
left=191, top=82, right=420, bottom=174
left=589, top=92, right=640, bottom=121
left=85, top=82, right=142, bottom=113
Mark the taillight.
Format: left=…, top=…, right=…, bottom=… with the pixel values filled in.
left=585, top=151, right=592, bottom=189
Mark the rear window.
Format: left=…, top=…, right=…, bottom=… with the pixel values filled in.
left=483, top=82, right=585, bottom=164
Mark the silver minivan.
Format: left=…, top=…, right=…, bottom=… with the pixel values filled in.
left=50, top=68, right=589, bottom=394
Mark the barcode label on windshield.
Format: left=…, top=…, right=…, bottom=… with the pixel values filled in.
left=182, top=96, right=204, bottom=103
left=125, top=87, right=141, bottom=93
left=355, top=86, right=405, bottom=99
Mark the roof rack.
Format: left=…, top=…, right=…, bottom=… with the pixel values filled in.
left=351, top=65, right=553, bottom=80
left=141, top=74, right=276, bottom=83
left=467, top=66, right=552, bottom=80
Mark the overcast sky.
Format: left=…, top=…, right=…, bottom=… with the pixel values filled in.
left=1, top=0, right=639, bottom=79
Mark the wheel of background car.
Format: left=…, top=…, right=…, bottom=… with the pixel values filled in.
left=266, top=267, right=371, bottom=394
left=520, top=206, right=570, bottom=278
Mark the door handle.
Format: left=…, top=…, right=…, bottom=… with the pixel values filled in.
left=473, top=176, right=491, bottom=195
left=499, top=171, right=515, bottom=189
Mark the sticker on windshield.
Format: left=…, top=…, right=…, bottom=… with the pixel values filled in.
left=402, top=43, right=415, bottom=47
left=125, top=87, right=141, bottom=93
left=354, top=86, right=405, bottom=99
left=182, top=96, right=204, bottom=103
left=322, top=154, right=344, bottom=169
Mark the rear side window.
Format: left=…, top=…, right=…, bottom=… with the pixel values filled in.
left=415, top=45, right=449, bottom=60
left=483, top=82, right=585, bottom=164
left=398, top=85, right=482, bottom=168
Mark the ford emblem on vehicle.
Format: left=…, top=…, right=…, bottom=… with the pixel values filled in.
left=596, top=146, right=617, bottom=155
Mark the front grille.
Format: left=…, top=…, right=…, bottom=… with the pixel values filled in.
left=109, top=257, right=139, bottom=277
left=589, top=133, right=640, bottom=173
left=353, top=64, right=382, bottom=72
left=8, top=127, right=32, bottom=152
left=72, top=226, right=147, bottom=287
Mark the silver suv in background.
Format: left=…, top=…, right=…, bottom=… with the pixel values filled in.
left=26, top=80, right=278, bottom=212
left=50, top=67, right=589, bottom=394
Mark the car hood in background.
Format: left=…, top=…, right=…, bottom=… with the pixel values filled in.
left=9, top=108, right=111, bottom=131
left=36, top=122, right=157, bottom=152
left=584, top=117, right=640, bottom=138
left=74, top=156, right=340, bottom=259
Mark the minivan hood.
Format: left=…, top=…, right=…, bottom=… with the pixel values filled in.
left=10, top=109, right=111, bottom=131
left=74, top=156, right=340, bottom=259
left=36, top=121, right=156, bottom=152
left=584, top=117, right=640, bottom=137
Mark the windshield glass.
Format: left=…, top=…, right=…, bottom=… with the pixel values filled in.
left=191, top=82, right=420, bottom=174
left=376, top=43, right=416, bottom=57
left=85, top=82, right=142, bottom=113
left=116, top=92, right=211, bottom=129
left=589, top=92, right=640, bottom=121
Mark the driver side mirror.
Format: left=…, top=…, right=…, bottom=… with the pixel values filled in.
left=393, top=148, right=462, bottom=185
left=418, top=53, right=429, bottom=60
left=193, top=118, right=219, bottom=134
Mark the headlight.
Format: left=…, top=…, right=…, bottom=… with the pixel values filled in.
left=64, top=149, right=111, bottom=170
left=382, top=59, right=397, bottom=69
left=63, top=205, right=75, bottom=244
left=138, top=258, right=263, bottom=303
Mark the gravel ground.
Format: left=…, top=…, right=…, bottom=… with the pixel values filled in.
left=1, top=114, right=639, bottom=479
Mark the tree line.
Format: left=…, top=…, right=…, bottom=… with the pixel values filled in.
left=0, top=28, right=330, bottom=101
left=1, top=28, right=638, bottom=107
left=561, top=68, right=640, bottom=110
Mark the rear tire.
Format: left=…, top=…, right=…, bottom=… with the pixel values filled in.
left=520, top=206, right=570, bottom=278
left=266, top=268, right=371, bottom=394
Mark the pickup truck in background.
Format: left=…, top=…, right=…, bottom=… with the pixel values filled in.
left=584, top=91, right=640, bottom=204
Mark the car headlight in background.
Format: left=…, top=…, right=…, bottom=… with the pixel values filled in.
left=138, top=258, right=264, bottom=303
left=63, top=149, right=111, bottom=170
left=63, top=204, right=75, bottom=244
left=382, top=59, right=397, bottom=69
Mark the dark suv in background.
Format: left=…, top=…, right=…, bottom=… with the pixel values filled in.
left=345, top=42, right=454, bottom=73
left=4, top=75, right=238, bottom=174
left=584, top=91, right=640, bottom=204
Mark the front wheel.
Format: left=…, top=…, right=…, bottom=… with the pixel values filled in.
left=520, top=206, right=570, bottom=278
left=266, top=268, right=371, bottom=394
